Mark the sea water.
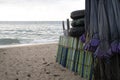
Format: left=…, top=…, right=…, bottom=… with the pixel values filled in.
left=0, top=21, right=63, bottom=45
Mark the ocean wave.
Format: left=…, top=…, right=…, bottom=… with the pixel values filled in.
left=0, top=21, right=63, bottom=45
left=0, top=38, right=20, bottom=45
left=0, top=38, right=58, bottom=45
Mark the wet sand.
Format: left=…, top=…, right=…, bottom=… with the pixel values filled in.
left=0, top=43, right=84, bottom=80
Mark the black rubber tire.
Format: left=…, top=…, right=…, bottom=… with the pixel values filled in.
left=71, top=10, right=85, bottom=19
left=71, top=18, right=85, bottom=27
left=69, top=27, right=85, bottom=37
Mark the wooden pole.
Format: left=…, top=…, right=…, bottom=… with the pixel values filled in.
left=67, top=19, right=70, bottom=30
left=62, top=21, right=65, bottom=30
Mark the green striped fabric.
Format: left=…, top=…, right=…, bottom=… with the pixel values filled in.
left=69, top=49, right=76, bottom=71
left=71, top=38, right=79, bottom=72
left=66, top=49, right=73, bottom=69
left=77, top=40, right=84, bottom=76
left=83, top=51, right=93, bottom=79
left=60, top=36, right=69, bottom=66
left=74, top=50, right=80, bottom=72
left=66, top=37, right=74, bottom=70
left=56, top=36, right=62, bottom=63
left=56, top=36, right=94, bottom=80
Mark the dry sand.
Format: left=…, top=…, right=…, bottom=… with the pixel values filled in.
left=0, top=43, right=84, bottom=80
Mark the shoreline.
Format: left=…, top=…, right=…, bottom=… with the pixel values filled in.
left=0, top=42, right=58, bottom=48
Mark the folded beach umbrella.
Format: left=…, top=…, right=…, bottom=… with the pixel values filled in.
left=89, top=0, right=98, bottom=38
left=85, top=0, right=100, bottom=52
left=104, top=0, right=119, bottom=56
left=109, top=1, right=120, bottom=79
left=85, top=0, right=91, bottom=35
left=89, top=0, right=99, bottom=51
left=94, top=0, right=110, bottom=58
left=111, top=0, right=120, bottom=53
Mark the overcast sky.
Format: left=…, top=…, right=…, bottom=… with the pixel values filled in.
left=0, top=0, right=85, bottom=21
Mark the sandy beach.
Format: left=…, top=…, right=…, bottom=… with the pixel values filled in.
left=0, top=43, right=84, bottom=80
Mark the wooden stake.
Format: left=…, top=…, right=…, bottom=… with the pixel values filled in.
left=62, top=21, right=65, bottom=30
left=67, top=19, right=70, bottom=30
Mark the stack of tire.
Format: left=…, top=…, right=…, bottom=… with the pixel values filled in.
left=69, top=10, right=85, bottom=38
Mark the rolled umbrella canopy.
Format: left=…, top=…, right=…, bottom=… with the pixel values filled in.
left=89, top=0, right=99, bottom=38
left=111, top=0, right=120, bottom=53
left=94, top=0, right=110, bottom=58
left=104, top=0, right=119, bottom=56
left=84, top=0, right=100, bottom=52
left=89, top=0, right=100, bottom=52
left=85, top=0, right=91, bottom=35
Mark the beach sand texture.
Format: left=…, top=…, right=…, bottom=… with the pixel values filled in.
left=0, top=43, right=84, bottom=80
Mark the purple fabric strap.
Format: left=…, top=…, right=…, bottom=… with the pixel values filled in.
left=111, top=41, right=119, bottom=53
left=95, top=40, right=120, bottom=59
left=81, top=34, right=119, bottom=58
left=94, top=47, right=108, bottom=59
left=80, top=34, right=86, bottom=43
left=118, top=42, right=120, bottom=52
left=84, top=38, right=100, bottom=52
